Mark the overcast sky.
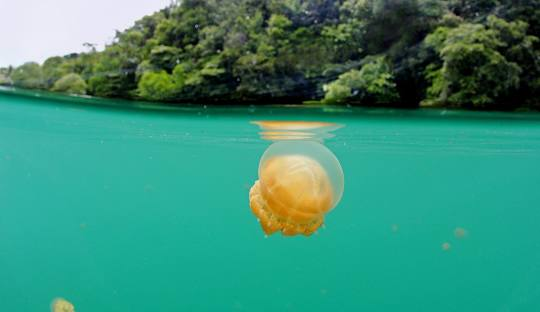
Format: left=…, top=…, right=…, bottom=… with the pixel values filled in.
left=0, top=0, right=171, bottom=67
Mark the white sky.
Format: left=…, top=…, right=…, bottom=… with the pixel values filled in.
left=0, top=0, right=172, bottom=67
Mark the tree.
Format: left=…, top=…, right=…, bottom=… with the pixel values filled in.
left=11, top=62, right=45, bottom=89
left=323, top=56, right=399, bottom=104
left=424, top=15, right=538, bottom=108
left=486, top=15, right=540, bottom=107
left=42, top=56, right=67, bottom=88
left=137, top=71, right=176, bottom=101
left=148, top=45, right=182, bottom=72
left=51, top=73, right=87, bottom=94
left=87, top=45, right=138, bottom=97
left=447, top=0, right=498, bottom=18
left=0, top=67, right=13, bottom=85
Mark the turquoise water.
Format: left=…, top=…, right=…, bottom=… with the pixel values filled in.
left=1, top=90, right=540, bottom=311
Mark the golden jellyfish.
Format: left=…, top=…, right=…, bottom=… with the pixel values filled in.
left=51, top=298, right=75, bottom=312
left=442, top=242, right=451, bottom=251
left=249, top=139, right=344, bottom=236
left=454, top=227, right=468, bottom=239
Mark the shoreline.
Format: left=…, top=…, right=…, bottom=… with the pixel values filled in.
left=2, top=86, right=540, bottom=122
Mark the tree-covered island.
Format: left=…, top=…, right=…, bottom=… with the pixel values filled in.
left=1, top=0, right=539, bottom=110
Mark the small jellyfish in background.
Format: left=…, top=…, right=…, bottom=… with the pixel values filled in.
left=442, top=242, right=451, bottom=251
left=454, top=227, right=468, bottom=239
left=51, top=298, right=75, bottom=312
left=249, top=140, right=344, bottom=236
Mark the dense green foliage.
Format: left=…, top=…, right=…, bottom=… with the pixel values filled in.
left=0, top=67, right=12, bottom=85
left=137, top=70, right=176, bottom=100
left=51, top=73, right=87, bottom=95
left=424, top=15, right=539, bottom=109
left=323, top=56, right=399, bottom=104
left=10, top=62, right=46, bottom=89
left=1, top=0, right=539, bottom=109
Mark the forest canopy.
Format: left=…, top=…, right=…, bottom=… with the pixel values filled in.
left=1, top=0, right=539, bottom=110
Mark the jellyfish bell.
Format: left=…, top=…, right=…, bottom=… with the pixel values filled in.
left=50, top=298, right=75, bottom=312
left=249, top=140, right=344, bottom=236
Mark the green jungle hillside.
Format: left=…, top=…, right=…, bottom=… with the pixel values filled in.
left=1, top=0, right=539, bottom=110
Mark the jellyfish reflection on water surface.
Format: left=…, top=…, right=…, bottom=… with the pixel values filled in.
left=249, top=121, right=344, bottom=236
